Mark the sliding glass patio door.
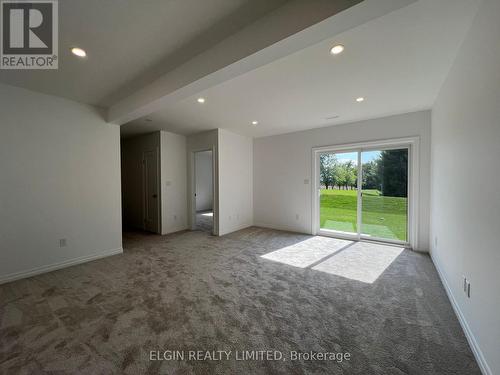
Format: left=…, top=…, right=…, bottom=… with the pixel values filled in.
left=319, top=151, right=360, bottom=237
left=316, top=145, right=410, bottom=245
left=360, top=148, right=408, bottom=242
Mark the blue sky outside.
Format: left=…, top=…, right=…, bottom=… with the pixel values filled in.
left=362, top=151, right=381, bottom=163
left=334, top=151, right=381, bottom=164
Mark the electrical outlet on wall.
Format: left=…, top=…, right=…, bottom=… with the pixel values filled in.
left=462, top=276, right=471, bottom=298
left=295, top=214, right=299, bottom=220
left=59, top=238, right=67, bottom=247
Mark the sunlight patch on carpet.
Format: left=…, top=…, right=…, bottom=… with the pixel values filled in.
left=312, top=242, right=404, bottom=283
left=260, top=237, right=353, bottom=268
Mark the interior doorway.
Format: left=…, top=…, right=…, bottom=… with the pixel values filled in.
left=142, top=149, right=160, bottom=233
left=193, top=150, right=214, bottom=233
left=121, top=133, right=161, bottom=234
left=313, top=138, right=419, bottom=248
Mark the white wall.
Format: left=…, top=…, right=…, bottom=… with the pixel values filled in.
left=160, top=131, right=188, bottom=234
left=121, top=132, right=160, bottom=232
left=0, top=83, right=122, bottom=283
left=187, top=130, right=219, bottom=234
left=195, top=150, right=213, bottom=212
left=218, top=129, right=253, bottom=236
left=254, top=111, right=431, bottom=250
left=430, top=0, right=500, bottom=373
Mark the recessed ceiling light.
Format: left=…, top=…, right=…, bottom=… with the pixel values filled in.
left=197, top=97, right=205, bottom=103
left=252, top=121, right=258, bottom=125
left=330, top=44, right=344, bottom=55
left=356, top=97, right=365, bottom=102
left=71, top=47, right=86, bottom=57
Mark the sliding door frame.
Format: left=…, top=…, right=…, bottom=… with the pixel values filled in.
left=311, top=137, right=420, bottom=249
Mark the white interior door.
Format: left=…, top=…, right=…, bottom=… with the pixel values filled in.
left=143, top=149, right=160, bottom=233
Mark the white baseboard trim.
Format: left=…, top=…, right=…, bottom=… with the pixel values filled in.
left=253, top=222, right=310, bottom=235
left=162, top=225, right=189, bottom=235
left=0, top=247, right=123, bottom=285
left=430, top=252, right=491, bottom=375
left=219, top=222, right=253, bottom=236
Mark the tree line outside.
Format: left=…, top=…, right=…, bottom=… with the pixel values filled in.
left=320, top=149, right=408, bottom=197
left=319, top=149, right=408, bottom=240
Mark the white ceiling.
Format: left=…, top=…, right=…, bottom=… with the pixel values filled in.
left=122, top=0, right=480, bottom=138
left=0, top=0, right=289, bottom=107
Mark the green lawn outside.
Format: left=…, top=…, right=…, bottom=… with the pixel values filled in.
left=320, top=189, right=407, bottom=241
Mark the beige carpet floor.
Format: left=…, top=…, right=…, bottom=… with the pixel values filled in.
left=0, top=227, right=480, bottom=374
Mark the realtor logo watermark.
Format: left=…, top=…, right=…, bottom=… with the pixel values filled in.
left=149, top=350, right=352, bottom=363
left=1, top=0, right=58, bottom=69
